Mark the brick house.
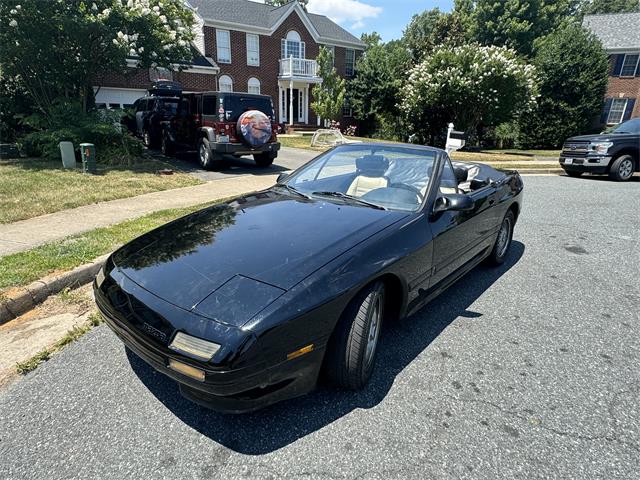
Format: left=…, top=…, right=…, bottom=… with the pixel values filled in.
left=584, top=13, right=640, bottom=127
left=94, top=0, right=365, bottom=128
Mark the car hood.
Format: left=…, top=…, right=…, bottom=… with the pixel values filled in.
left=566, top=133, right=635, bottom=142
left=112, top=190, right=407, bottom=314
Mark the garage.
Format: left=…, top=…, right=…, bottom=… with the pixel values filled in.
left=93, top=87, right=146, bottom=109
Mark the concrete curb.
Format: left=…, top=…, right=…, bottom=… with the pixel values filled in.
left=516, top=168, right=564, bottom=175
left=0, top=254, right=109, bottom=325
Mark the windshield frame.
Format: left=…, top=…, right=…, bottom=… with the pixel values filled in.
left=281, top=143, right=446, bottom=213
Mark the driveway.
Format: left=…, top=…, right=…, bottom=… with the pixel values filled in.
left=1, top=176, right=638, bottom=479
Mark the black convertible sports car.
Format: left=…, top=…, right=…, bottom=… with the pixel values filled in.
left=94, top=143, right=523, bottom=413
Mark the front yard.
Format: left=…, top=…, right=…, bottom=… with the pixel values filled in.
left=0, top=157, right=202, bottom=224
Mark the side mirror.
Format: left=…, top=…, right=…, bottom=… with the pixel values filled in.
left=432, top=193, right=474, bottom=215
left=453, top=166, right=468, bottom=184
left=277, top=171, right=292, bottom=184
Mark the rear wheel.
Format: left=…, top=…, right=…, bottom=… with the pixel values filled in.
left=609, top=154, right=635, bottom=182
left=325, top=281, right=385, bottom=390
left=486, top=210, right=515, bottom=266
left=161, top=131, right=174, bottom=156
left=566, top=171, right=582, bottom=178
left=254, top=152, right=275, bottom=168
left=198, top=138, right=222, bottom=170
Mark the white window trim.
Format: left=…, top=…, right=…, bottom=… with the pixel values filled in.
left=248, top=77, right=261, bottom=94
left=607, top=98, right=628, bottom=124
left=216, top=29, right=231, bottom=64
left=246, top=33, right=260, bottom=67
left=219, top=75, right=233, bottom=92
left=345, top=48, right=355, bottom=77
left=620, top=53, right=640, bottom=78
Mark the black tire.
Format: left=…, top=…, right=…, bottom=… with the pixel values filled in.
left=325, top=281, right=385, bottom=390
left=161, top=131, right=174, bottom=157
left=608, top=154, right=635, bottom=182
left=486, top=210, right=515, bottom=266
left=142, top=128, right=155, bottom=148
left=254, top=152, right=275, bottom=168
left=566, top=171, right=582, bottom=178
left=197, top=138, right=222, bottom=170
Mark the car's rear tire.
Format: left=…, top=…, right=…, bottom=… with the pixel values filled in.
left=609, top=154, right=635, bottom=182
left=566, top=171, right=582, bottom=178
left=198, top=138, right=222, bottom=170
left=161, top=131, right=174, bottom=157
left=254, top=152, right=275, bottom=168
left=325, top=281, right=385, bottom=390
left=486, top=210, right=515, bottom=266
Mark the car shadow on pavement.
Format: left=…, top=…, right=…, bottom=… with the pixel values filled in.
left=127, top=241, right=525, bottom=455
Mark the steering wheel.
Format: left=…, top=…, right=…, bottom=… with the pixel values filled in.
left=389, top=183, right=425, bottom=202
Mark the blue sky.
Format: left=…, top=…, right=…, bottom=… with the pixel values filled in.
left=305, top=0, right=455, bottom=42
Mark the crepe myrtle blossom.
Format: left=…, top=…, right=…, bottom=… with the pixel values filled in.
left=401, top=44, right=538, bottom=139
left=9, top=19, right=18, bottom=27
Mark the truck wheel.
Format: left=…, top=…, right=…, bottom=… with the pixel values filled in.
left=325, top=281, right=385, bottom=390
left=161, top=131, right=174, bottom=156
left=197, top=138, right=222, bottom=170
left=486, top=210, right=515, bottom=266
left=609, top=155, right=635, bottom=182
left=254, top=152, right=275, bottom=168
left=566, top=171, right=582, bottom=178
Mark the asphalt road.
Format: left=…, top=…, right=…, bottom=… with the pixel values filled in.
left=1, top=175, right=639, bottom=479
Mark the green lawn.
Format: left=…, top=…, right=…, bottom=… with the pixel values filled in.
left=0, top=157, right=202, bottom=224
left=0, top=201, right=220, bottom=293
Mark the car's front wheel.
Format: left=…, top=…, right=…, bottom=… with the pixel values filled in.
left=143, top=128, right=155, bottom=148
left=486, top=210, right=515, bottom=266
left=325, top=281, right=385, bottom=390
left=609, top=154, right=635, bottom=182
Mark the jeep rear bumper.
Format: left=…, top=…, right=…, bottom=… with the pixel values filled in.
left=213, top=142, right=280, bottom=156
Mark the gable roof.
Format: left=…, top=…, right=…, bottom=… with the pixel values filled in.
left=187, top=0, right=365, bottom=48
left=583, top=13, right=640, bottom=52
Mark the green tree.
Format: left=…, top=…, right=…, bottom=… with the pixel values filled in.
left=401, top=44, right=538, bottom=145
left=579, top=0, right=639, bottom=14
left=472, top=0, right=576, bottom=57
left=265, top=0, right=308, bottom=10
left=311, top=46, right=346, bottom=123
left=0, top=0, right=195, bottom=115
left=518, top=23, right=609, bottom=148
left=348, top=34, right=410, bottom=137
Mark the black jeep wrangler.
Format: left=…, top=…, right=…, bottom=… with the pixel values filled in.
left=130, top=81, right=182, bottom=148
left=160, top=91, right=280, bottom=169
left=559, top=118, right=640, bottom=182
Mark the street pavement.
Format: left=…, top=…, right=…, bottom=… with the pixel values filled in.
left=0, top=175, right=638, bottom=479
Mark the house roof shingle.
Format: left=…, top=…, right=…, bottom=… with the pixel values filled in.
left=187, top=0, right=365, bottom=47
left=583, top=13, right=640, bottom=51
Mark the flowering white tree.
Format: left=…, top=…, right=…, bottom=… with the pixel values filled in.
left=0, top=0, right=195, bottom=114
left=400, top=44, right=538, bottom=144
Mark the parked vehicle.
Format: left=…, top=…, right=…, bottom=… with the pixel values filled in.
left=559, top=118, right=640, bottom=181
left=160, top=91, right=280, bottom=169
left=94, top=143, right=523, bottom=413
left=130, top=81, right=182, bottom=148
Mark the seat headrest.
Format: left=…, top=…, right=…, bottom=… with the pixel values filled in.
left=356, top=155, right=389, bottom=177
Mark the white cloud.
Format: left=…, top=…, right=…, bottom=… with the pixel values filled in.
left=307, top=0, right=381, bottom=29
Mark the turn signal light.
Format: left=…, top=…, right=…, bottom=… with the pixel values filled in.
left=287, top=344, right=314, bottom=361
left=168, top=359, right=205, bottom=382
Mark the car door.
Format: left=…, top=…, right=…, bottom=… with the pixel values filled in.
left=428, top=156, right=485, bottom=288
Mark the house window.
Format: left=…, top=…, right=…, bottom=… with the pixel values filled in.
left=248, top=77, right=261, bottom=94
left=607, top=99, right=628, bottom=124
left=246, top=33, right=259, bottom=66
left=342, top=97, right=353, bottom=117
left=216, top=29, right=231, bottom=63
left=219, top=75, right=233, bottom=92
left=345, top=49, right=355, bottom=77
left=281, top=30, right=305, bottom=59
left=620, top=54, right=640, bottom=77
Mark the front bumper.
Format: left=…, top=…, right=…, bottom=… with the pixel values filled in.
left=559, top=155, right=610, bottom=174
left=94, top=280, right=322, bottom=413
left=213, top=141, right=280, bottom=156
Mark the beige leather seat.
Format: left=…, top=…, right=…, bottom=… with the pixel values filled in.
left=347, top=155, right=390, bottom=197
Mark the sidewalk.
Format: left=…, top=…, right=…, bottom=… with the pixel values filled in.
left=0, top=173, right=278, bottom=258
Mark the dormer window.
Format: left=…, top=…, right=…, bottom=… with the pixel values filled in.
left=281, top=30, right=305, bottom=59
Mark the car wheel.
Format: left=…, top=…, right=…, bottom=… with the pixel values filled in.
left=325, top=281, right=385, bottom=390
left=198, top=138, right=217, bottom=170
left=566, top=171, right=582, bottom=178
left=609, top=154, right=635, bottom=182
left=161, top=131, right=174, bottom=157
left=143, top=129, right=153, bottom=148
left=486, top=210, right=515, bottom=266
left=254, top=152, right=275, bottom=168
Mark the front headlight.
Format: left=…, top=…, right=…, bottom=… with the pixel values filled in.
left=590, top=141, right=613, bottom=154
left=169, top=332, right=221, bottom=361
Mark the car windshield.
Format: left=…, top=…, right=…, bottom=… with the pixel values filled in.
left=284, top=144, right=439, bottom=212
left=221, top=94, right=275, bottom=121
left=611, top=118, right=640, bottom=134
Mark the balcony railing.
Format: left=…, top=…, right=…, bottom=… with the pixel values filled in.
left=279, top=57, right=319, bottom=78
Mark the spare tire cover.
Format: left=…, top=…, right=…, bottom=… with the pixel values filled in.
left=237, top=110, right=272, bottom=147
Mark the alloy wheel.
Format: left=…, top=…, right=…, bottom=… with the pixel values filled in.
left=619, top=158, right=633, bottom=180
left=496, top=216, right=512, bottom=258
left=364, top=294, right=383, bottom=368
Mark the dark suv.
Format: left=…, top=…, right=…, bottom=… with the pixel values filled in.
left=130, top=81, right=182, bottom=147
left=161, top=91, right=280, bottom=169
left=559, top=118, right=640, bottom=182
